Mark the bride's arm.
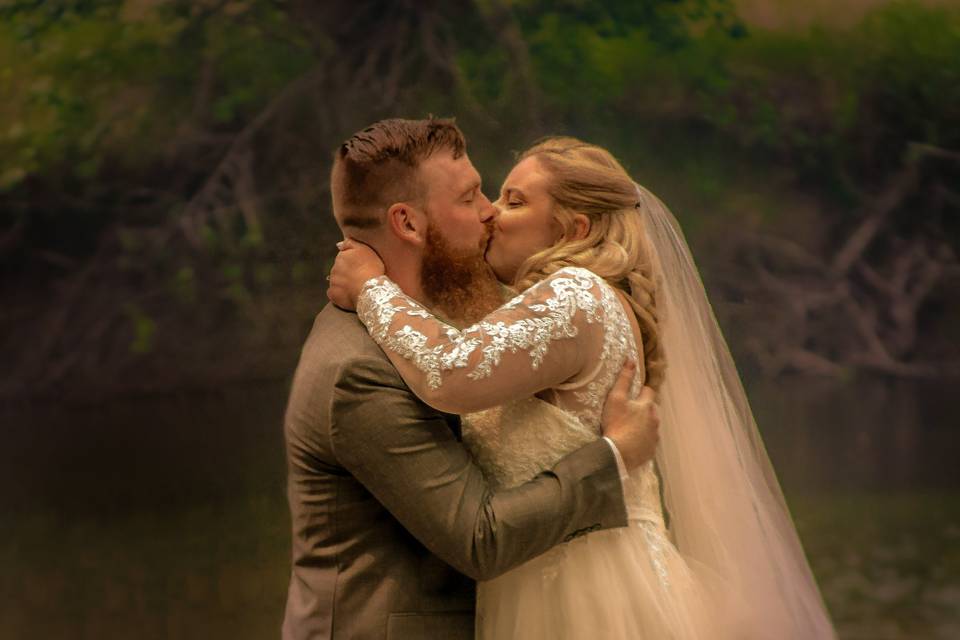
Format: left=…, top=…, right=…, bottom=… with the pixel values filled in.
left=355, top=267, right=609, bottom=414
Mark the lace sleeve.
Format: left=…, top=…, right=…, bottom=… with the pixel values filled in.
left=355, top=267, right=612, bottom=414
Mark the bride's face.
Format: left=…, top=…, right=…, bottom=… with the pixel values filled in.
left=487, top=156, right=561, bottom=284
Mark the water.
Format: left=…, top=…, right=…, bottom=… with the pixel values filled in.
left=750, top=377, right=960, bottom=639
left=752, top=376, right=959, bottom=492
left=1, top=376, right=957, bottom=638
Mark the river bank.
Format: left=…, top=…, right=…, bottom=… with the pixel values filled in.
left=2, top=376, right=958, bottom=638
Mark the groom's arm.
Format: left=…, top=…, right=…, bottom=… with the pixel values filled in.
left=330, top=355, right=628, bottom=581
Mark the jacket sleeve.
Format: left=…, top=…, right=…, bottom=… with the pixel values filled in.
left=329, top=355, right=628, bottom=581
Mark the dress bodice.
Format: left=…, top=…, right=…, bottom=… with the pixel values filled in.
left=463, top=398, right=665, bottom=531
left=356, top=266, right=667, bottom=530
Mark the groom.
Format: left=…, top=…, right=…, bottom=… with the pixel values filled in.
left=282, top=117, right=660, bottom=639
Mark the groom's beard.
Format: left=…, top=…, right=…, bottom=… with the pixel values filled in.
left=420, top=223, right=505, bottom=326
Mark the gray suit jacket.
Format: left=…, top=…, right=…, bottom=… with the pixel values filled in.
left=282, top=304, right=628, bottom=640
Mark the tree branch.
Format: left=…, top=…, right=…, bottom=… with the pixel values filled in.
left=178, top=64, right=327, bottom=248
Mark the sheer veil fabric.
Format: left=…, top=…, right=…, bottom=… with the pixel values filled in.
left=636, top=184, right=836, bottom=638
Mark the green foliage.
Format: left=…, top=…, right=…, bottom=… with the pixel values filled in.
left=855, top=3, right=960, bottom=160
left=1, top=3, right=181, bottom=188
left=4, top=0, right=953, bottom=215
left=686, top=2, right=960, bottom=190
left=528, top=13, right=652, bottom=106
left=123, top=302, right=155, bottom=354
left=514, top=0, right=743, bottom=49
left=202, top=10, right=312, bottom=126
left=456, top=0, right=742, bottom=121
left=171, top=265, right=197, bottom=305
left=0, top=0, right=312, bottom=191
left=3, top=0, right=957, bottom=370
left=464, top=1, right=959, bottom=211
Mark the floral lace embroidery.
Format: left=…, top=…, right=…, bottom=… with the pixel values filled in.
left=640, top=521, right=671, bottom=589
left=358, top=267, right=672, bottom=590
left=357, top=278, right=479, bottom=390
left=357, top=269, right=608, bottom=392
left=568, top=281, right=636, bottom=429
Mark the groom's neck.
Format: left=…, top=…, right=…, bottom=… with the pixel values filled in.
left=425, top=279, right=508, bottom=329
left=381, top=252, right=429, bottom=306
left=383, top=258, right=504, bottom=328
left=378, top=243, right=507, bottom=327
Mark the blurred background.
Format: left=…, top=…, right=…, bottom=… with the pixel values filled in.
left=1, top=0, right=958, bottom=637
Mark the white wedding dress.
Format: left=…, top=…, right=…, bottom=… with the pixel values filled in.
left=464, top=398, right=729, bottom=639
left=357, top=266, right=738, bottom=638
left=357, top=183, right=837, bottom=638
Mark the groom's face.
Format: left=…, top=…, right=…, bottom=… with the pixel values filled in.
left=417, top=152, right=496, bottom=254
left=415, top=151, right=504, bottom=323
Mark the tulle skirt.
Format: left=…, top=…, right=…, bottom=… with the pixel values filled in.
left=476, top=519, right=748, bottom=639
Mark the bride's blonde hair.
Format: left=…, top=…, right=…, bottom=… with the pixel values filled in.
left=512, top=137, right=665, bottom=390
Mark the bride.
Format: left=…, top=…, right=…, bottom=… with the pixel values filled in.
left=329, top=137, right=835, bottom=639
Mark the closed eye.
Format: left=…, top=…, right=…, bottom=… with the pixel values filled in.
left=461, top=183, right=482, bottom=204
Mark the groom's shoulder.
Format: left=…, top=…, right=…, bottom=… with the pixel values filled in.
left=310, top=303, right=374, bottom=346
left=286, top=304, right=404, bottom=438
left=294, top=303, right=399, bottom=382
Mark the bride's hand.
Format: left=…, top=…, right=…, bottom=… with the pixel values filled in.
left=327, top=239, right=385, bottom=311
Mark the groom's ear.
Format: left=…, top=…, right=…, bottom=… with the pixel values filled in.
left=386, top=202, right=428, bottom=247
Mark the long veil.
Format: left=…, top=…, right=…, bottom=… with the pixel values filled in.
left=636, top=184, right=836, bottom=639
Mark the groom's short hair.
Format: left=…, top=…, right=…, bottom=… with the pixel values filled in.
left=331, top=117, right=467, bottom=231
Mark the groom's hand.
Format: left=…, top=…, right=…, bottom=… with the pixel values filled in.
left=327, top=238, right=385, bottom=310
left=601, top=360, right=660, bottom=470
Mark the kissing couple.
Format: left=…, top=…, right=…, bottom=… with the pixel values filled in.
left=282, top=118, right=836, bottom=639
